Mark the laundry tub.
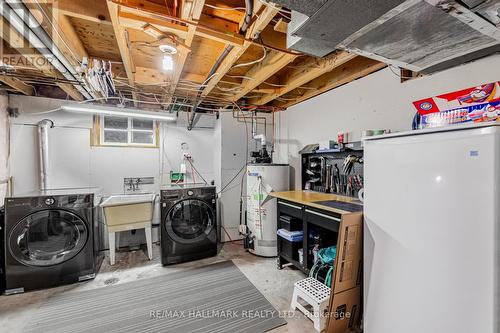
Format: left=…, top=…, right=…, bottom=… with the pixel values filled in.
left=100, top=193, right=156, bottom=264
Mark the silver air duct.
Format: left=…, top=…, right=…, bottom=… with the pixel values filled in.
left=37, top=119, right=53, bottom=191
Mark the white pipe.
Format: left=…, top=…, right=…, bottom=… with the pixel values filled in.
left=1, top=1, right=92, bottom=99
left=252, top=112, right=258, bottom=138
left=253, top=133, right=267, bottom=147
left=37, top=119, right=53, bottom=191
left=251, top=111, right=267, bottom=147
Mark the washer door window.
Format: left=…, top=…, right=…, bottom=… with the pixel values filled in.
left=165, top=199, right=214, bottom=244
left=9, top=210, right=88, bottom=267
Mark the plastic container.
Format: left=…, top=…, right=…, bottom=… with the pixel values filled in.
left=279, top=237, right=302, bottom=262
left=298, top=248, right=304, bottom=265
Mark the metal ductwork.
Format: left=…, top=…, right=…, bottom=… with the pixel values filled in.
left=265, top=0, right=336, bottom=57
left=37, top=119, right=53, bottom=191
left=287, top=10, right=338, bottom=57
left=276, top=0, right=500, bottom=73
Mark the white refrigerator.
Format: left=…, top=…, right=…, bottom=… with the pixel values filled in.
left=363, top=123, right=499, bottom=333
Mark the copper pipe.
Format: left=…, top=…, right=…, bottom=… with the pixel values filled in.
left=233, top=112, right=276, bottom=153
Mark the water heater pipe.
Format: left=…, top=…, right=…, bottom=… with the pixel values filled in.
left=253, top=134, right=267, bottom=147
left=251, top=111, right=267, bottom=147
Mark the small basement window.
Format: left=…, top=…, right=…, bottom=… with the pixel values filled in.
left=92, top=116, right=159, bottom=147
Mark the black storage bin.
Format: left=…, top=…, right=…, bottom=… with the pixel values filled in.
left=278, top=236, right=302, bottom=262
left=279, top=215, right=302, bottom=231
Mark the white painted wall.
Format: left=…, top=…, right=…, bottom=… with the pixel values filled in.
left=7, top=95, right=220, bottom=247
left=8, top=95, right=217, bottom=196
left=6, top=95, right=268, bottom=243
left=0, top=92, right=8, bottom=205
left=274, top=54, right=500, bottom=188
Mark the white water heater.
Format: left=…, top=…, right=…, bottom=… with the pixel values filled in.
left=246, top=164, right=289, bottom=257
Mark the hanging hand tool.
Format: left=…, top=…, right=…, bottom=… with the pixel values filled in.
left=334, top=164, right=340, bottom=193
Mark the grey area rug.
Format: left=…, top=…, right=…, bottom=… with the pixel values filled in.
left=24, top=261, right=286, bottom=333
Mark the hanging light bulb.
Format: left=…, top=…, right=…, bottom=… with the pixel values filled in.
left=162, top=54, right=174, bottom=71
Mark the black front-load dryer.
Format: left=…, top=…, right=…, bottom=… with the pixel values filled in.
left=3, top=189, right=101, bottom=294
left=160, top=185, right=217, bottom=265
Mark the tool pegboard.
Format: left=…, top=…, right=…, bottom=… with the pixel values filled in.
left=301, top=148, right=364, bottom=198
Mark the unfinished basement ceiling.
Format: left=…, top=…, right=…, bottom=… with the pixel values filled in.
left=1, top=0, right=499, bottom=112
left=0, top=0, right=390, bottom=111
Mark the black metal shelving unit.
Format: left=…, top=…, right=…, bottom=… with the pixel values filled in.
left=276, top=200, right=342, bottom=274
left=301, top=145, right=364, bottom=199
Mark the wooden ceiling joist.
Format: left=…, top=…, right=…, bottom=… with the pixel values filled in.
left=113, top=0, right=173, bottom=17
left=164, top=0, right=206, bottom=105
left=195, top=26, right=243, bottom=47
left=107, top=1, right=138, bottom=103
left=249, top=51, right=356, bottom=105
left=53, top=0, right=112, bottom=24
left=229, top=50, right=297, bottom=102
left=200, top=3, right=280, bottom=98
left=29, top=3, right=93, bottom=101
left=30, top=3, right=89, bottom=77
left=274, top=57, right=386, bottom=108
left=0, top=76, right=34, bottom=96
left=119, top=11, right=189, bottom=38
left=119, top=11, right=244, bottom=46
left=274, top=18, right=288, bottom=34
left=55, top=14, right=89, bottom=62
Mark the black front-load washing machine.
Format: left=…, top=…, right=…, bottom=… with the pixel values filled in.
left=160, top=184, right=217, bottom=265
left=0, top=206, right=5, bottom=293
left=3, top=189, right=102, bottom=294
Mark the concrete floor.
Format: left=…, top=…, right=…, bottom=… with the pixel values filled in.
left=0, top=242, right=320, bottom=333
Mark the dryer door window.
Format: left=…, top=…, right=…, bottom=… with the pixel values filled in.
left=165, top=199, right=214, bottom=244
left=9, top=209, right=88, bottom=267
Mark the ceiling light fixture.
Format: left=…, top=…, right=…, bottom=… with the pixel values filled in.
left=159, top=43, right=178, bottom=55
left=159, top=42, right=176, bottom=71
left=60, top=104, right=176, bottom=122
left=162, top=54, right=174, bottom=71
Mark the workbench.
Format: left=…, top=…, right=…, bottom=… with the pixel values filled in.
left=271, top=190, right=363, bottom=333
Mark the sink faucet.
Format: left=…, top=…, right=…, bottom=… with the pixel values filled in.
left=125, top=178, right=144, bottom=192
